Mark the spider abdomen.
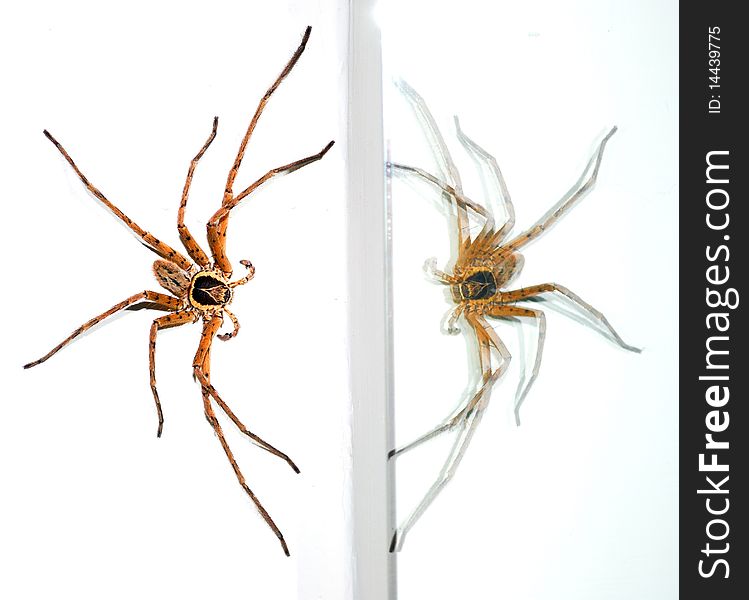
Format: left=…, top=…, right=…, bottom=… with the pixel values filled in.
left=189, top=271, right=232, bottom=309
left=153, top=260, right=191, bottom=298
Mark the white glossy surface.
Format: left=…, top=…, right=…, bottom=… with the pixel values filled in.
left=383, top=1, right=677, bottom=598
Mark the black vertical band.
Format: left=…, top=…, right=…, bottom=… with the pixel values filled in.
left=681, top=4, right=747, bottom=598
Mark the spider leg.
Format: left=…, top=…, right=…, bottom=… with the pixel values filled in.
left=390, top=405, right=483, bottom=553
left=390, top=312, right=511, bottom=551
left=208, top=390, right=300, bottom=474
left=389, top=163, right=494, bottom=240
left=388, top=413, right=462, bottom=460
left=389, top=311, right=509, bottom=459
left=223, top=26, right=312, bottom=201
left=24, top=291, right=180, bottom=369
left=193, top=317, right=298, bottom=466
left=149, top=310, right=197, bottom=437
left=454, top=116, right=515, bottom=247
left=394, top=80, right=471, bottom=250
left=202, top=396, right=292, bottom=556
left=43, top=130, right=194, bottom=272
left=207, top=141, right=335, bottom=274
left=193, top=316, right=290, bottom=556
left=177, top=117, right=218, bottom=268
left=208, top=26, right=334, bottom=274
left=395, top=80, right=463, bottom=190
left=504, top=127, right=618, bottom=253
left=388, top=319, right=473, bottom=460
left=502, top=284, right=641, bottom=353
left=484, top=304, right=547, bottom=426
left=194, top=346, right=299, bottom=470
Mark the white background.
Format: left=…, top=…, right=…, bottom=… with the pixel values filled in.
left=383, top=1, right=677, bottom=599
left=0, top=2, right=350, bottom=599
left=0, top=1, right=678, bottom=599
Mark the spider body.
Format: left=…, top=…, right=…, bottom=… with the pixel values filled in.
left=24, top=26, right=333, bottom=557
left=451, top=254, right=523, bottom=303
left=188, top=270, right=233, bottom=309
left=152, top=259, right=192, bottom=298
left=388, top=81, right=639, bottom=551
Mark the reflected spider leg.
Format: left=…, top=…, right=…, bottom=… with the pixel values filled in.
left=193, top=316, right=291, bottom=556
left=390, top=407, right=483, bottom=552
left=453, top=116, right=515, bottom=245
left=395, top=79, right=471, bottom=250
left=389, top=84, right=638, bottom=550
left=503, top=126, right=618, bottom=253
left=482, top=304, right=546, bottom=426
left=388, top=309, right=511, bottom=461
left=390, top=163, right=493, bottom=238
left=395, top=80, right=464, bottom=191
left=390, top=310, right=511, bottom=552
left=25, top=26, right=334, bottom=556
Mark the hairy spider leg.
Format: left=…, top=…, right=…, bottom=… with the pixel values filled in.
left=224, top=26, right=311, bottom=201
left=209, top=390, right=300, bottom=474
left=193, top=317, right=292, bottom=556
left=388, top=311, right=510, bottom=461
left=193, top=314, right=299, bottom=468
left=395, top=80, right=464, bottom=191
left=390, top=162, right=507, bottom=294
left=395, top=79, right=470, bottom=251
left=178, top=116, right=218, bottom=268
left=483, top=304, right=546, bottom=426
left=43, top=131, right=194, bottom=273
left=389, top=163, right=493, bottom=246
left=504, top=127, right=618, bottom=253
left=24, top=291, right=180, bottom=369
left=207, top=26, right=335, bottom=274
left=501, top=284, right=641, bottom=353
left=149, top=310, right=197, bottom=437
left=390, top=311, right=510, bottom=552
left=390, top=408, right=483, bottom=553
left=207, top=140, right=335, bottom=274
left=453, top=116, right=516, bottom=246
left=192, top=309, right=298, bottom=470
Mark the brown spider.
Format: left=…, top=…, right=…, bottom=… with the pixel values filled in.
left=23, top=26, right=334, bottom=556
left=388, top=81, right=639, bottom=551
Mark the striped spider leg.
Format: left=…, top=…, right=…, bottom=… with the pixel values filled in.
left=24, top=26, right=334, bottom=556
left=388, top=82, right=639, bottom=551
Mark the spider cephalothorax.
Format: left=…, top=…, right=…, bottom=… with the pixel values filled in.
left=387, top=80, right=639, bottom=551
left=449, top=254, right=523, bottom=304
left=24, top=26, right=333, bottom=557
left=189, top=270, right=233, bottom=309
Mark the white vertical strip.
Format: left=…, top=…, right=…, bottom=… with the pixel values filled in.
left=347, top=1, right=393, bottom=598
